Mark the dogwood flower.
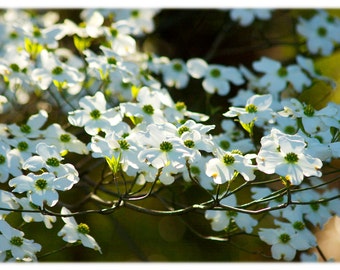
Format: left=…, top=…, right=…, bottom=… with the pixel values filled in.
left=44, top=123, right=88, bottom=155
left=23, top=143, right=79, bottom=185
left=205, top=149, right=256, bottom=184
left=112, top=9, right=159, bottom=36
left=0, top=141, right=22, bottom=183
left=31, top=49, right=84, bottom=90
left=138, top=123, right=192, bottom=169
left=7, top=109, right=48, bottom=139
left=223, top=94, right=274, bottom=125
left=229, top=9, right=272, bottom=27
left=0, top=220, right=41, bottom=261
left=187, top=58, right=244, bottom=96
left=279, top=98, right=338, bottom=135
left=68, top=91, right=122, bottom=135
left=16, top=197, right=56, bottom=229
left=9, top=171, right=75, bottom=207
left=0, top=190, right=19, bottom=218
left=161, top=58, right=189, bottom=89
left=252, top=57, right=311, bottom=97
left=258, top=225, right=311, bottom=261
left=296, top=10, right=340, bottom=56
left=205, top=193, right=258, bottom=233
left=58, top=207, right=101, bottom=253
left=256, top=128, right=323, bottom=185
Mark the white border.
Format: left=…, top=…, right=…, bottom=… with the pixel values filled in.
left=0, top=0, right=339, bottom=8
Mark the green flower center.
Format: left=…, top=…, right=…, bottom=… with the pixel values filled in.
left=284, top=152, right=299, bottom=163
left=284, top=126, right=296, bottom=135
left=142, top=104, right=154, bottom=115
left=245, top=104, right=258, bottom=113
left=131, top=10, right=139, bottom=18
left=303, top=104, right=315, bottom=117
left=33, top=27, right=42, bottom=38
left=223, top=154, right=235, bottom=165
left=52, top=66, right=63, bottom=75
left=9, top=31, right=18, bottom=39
left=190, top=166, right=201, bottom=175
left=184, top=140, right=195, bottom=148
left=46, top=157, right=60, bottom=167
left=160, top=141, right=173, bottom=152
left=317, top=26, right=327, bottom=37
left=35, top=178, right=47, bottom=190
left=118, top=139, right=130, bottom=150
left=277, top=67, right=288, bottom=77
left=172, top=62, right=183, bottom=72
left=279, top=233, right=291, bottom=243
left=20, top=124, right=31, bottom=134
left=293, top=221, right=305, bottom=231
left=178, top=126, right=190, bottom=136
left=90, top=109, right=101, bottom=119
left=10, top=63, right=20, bottom=72
left=110, top=28, right=118, bottom=37
left=0, top=155, right=6, bottom=164
left=17, top=141, right=29, bottom=151
left=60, top=134, right=71, bottom=142
left=310, top=202, right=319, bottom=211
left=121, top=81, right=131, bottom=90
left=107, top=57, right=117, bottom=65
left=227, top=211, right=238, bottom=217
left=175, top=101, right=186, bottom=111
left=77, top=223, right=90, bottom=234
left=210, top=68, right=221, bottom=78
left=220, top=140, right=230, bottom=150
left=10, top=236, right=23, bottom=247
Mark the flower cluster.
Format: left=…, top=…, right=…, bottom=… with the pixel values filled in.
left=0, top=8, right=339, bottom=263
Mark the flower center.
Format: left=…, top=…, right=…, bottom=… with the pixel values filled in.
left=277, top=67, right=288, bottom=77
left=310, top=202, right=319, bottom=211
left=10, top=236, right=23, bottom=247
left=227, top=211, right=238, bottom=217
left=90, top=109, right=101, bottom=119
left=293, top=221, right=305, bottom=231
left=223, top=154, right=235, bottom=165
left=175, top=101, right=186, bottom=111
left=20, top=124, right=31, bottom=134
left=303, top=104, right=315, bottom=117
left=77, top=223, right=90, bottom=234
left=17, top=141, right=29, bottom=151
left=52, top=66, right=63, bottom=75
left=131, top=10, right=140, bottom=18
left=245, top=104, right=258, bottom=113
left=10, top=63, right=20, bottom=72
left=35, top=178, right=47, bottom=190
left=190, top=166, right=201, bottom=175
left=284, top=126, right=296, bottom=135
left=118, top=139, right=130, bottom=150
left=220, top=140, right=230, bottom=150
left=60, top=134, right=71, bottom=142
left=284, top=152, right=299, bottom=163
left=178, top=126, right=190, bottom=136
left=184, top=140, right=195, bottom=148
left=210, top=68, right=221, bottom=78
left=107, top=57, right=117, bottom=65
left=0, top=155, right=6, bottom=164
left=279, top=233, right=291, bottom=243
left=160, top=141, right=173, bottom=152
left=317, top=26, right=327, bottom=37
left=46, top=157, right=60, bottom=167
left=172, top=62, right=183, bottom=72
left=142, top=104, right=154, bottom=115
